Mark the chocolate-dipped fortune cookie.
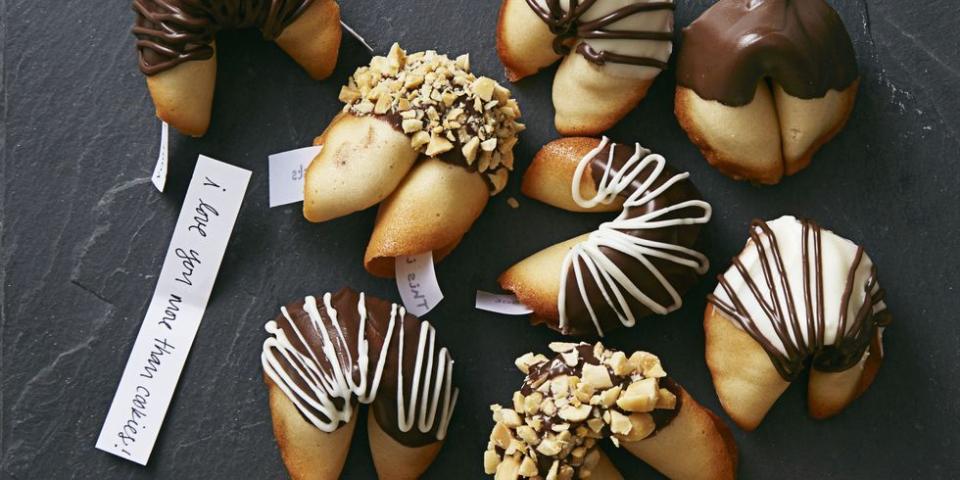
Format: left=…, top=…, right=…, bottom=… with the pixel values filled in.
left=706, top=216, right=891, bottom=430
left=675, top=0, right=860, bottom=184
left=262, top=288, right=459, bottom=479
left=303, top=44, right=525, bottom=278
left=497, top=0, right=675, bottom=135
left=133, top=0, right=342, bottom=136
left=499, top=137, right=711, bottom=336
left=484, top=342, right=738, bottom=479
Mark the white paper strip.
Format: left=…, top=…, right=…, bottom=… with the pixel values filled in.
left=96, top=155, right=251, bottom=465
left=395, top=252, right=444, bottom=317
left=268, top=145, right=321, bottom=207
left=475, top=291, right=534, bottom=315
left=151, top=122, right=170, bottom=192
left=340, top=20, right=375, bottom=53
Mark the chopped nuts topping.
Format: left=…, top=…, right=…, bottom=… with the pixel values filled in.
left=339, top=43, right=524, bottom=189
left=484, top=342, right=678, bottom=478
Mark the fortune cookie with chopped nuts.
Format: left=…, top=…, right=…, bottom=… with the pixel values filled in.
left=303, top=44, right=525, bottom=277
left=485, top=342, right=737, bottom=480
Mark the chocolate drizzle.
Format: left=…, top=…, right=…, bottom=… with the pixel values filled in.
left=132, top=0, right=314, bottom=75
left=708, top=218, right=891, bottom=381
left=557, top=138, right=711, bottom=336
left=261, top=288, right=458, bottom=447
left=524, top=0, right=675, bottom=67
left=677, top=0, right=859, bottom=106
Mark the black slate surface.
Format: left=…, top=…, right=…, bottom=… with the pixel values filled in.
left=3, top=0, right=960, bottom=478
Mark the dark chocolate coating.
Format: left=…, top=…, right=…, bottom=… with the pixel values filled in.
left=558, top=143, right=705, bottom=336
left=132, top=0, right=315, bottom=75
left=269, top=287, right=450, bottom=447
left=676, top=0, right=858, bottom=106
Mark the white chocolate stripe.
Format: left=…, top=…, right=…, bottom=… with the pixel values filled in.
left=261, top=292, right=457, bottom=440
left=559, top=137, right=712, bottom=336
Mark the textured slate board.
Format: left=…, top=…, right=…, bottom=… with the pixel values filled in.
left=3, top=0, right=959, bottom=478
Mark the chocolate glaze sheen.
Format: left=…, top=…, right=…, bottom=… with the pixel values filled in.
left=132, top=0, right=314, bottom=75
left=270, top=288, right=447, bottom=447
left=677, top=0, right=859, bottom=106
left=558, top=144, right=705, bottom=336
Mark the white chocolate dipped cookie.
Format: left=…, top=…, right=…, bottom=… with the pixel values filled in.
left=262, top=287, right=459, bottom=479
left=706, top=216, right=891, bottom=430
left=497, top=0, right=675, bottom=135
left=675, top=0, right=860, bottom=184
left=133, top=0, right=342, bottom=136
left=499, top=137, right=711, bottom=336
left=485, top=342, right=738, bottom=479
left=303, top=44, right=525, bottom=277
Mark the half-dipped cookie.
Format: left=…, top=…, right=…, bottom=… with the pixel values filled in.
left=484, top=342, right=737, bottom=479
left=706, top=216, right=891, bottom=430
left=262, top=288, right=458, bottom=479
left=499, top=137, right=712, bottom=336
left=675, top=0, right=859, bottom=184
left=133, top=0, right=342, bottom=136
left=303, top=44, right=525, bottom=277
left=497, top=0, right=676, bottom=135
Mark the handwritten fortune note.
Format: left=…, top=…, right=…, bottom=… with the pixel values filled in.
left=475, top=291, right=534, bottom=315
left=97, top=155, right=251, bottom=465
left=395, top=252, right=444, bottom=317
left=151, top=122, right=170, bottom=192
left=268, top=145, right=322, bottom=207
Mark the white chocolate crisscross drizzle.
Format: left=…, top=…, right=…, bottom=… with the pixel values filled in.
left=261, top=292, right=458, bottom=440
left=558, top=137, right=712, bottom=336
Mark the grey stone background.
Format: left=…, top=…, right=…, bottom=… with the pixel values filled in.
left=3, top=0, right=959, bottom=478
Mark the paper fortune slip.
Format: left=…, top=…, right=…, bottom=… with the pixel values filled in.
left=96, top=155, right=251, bottom=465
left=395, top=252, right=444, bottom=317
left=268, top=145, right=322, bottom=208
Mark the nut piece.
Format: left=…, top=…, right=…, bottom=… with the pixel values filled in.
left=401, top=118, right=422, bottom=133
left=495, top=454, right=521, bottom=480
left=472, top=76, right=497, bottom=102
left=516, top=425, right=540, bottom=445
left=491, top=422, right=513, bottom=448
left=549, top=342, right=579, bottom=353
left=609, top=410, right=633, bottom=436
left=558, top=404, right=592, bottom=422
left=656, top=388, right=677, bottom=409
left=499, top=409, right=523, bottom=428
left=484, top=449, right=501, bottom=475
left=537, top=437, right=562, bottom=456
left=425, top=131, right=454, bottom=156
left=581, top=363, right=614, bottom=390
left=524, top=392, right=543, bottom=415
left=617, top=413, right=656, bottom=443
left=599, top=386, right=622, bottom=408
left=410, top=130, right=431, bottom=150
left=519, top=456, right=538, bottom=477
left=606, top=351, right=632, bottom=376
left=461, top=136, right=480, bottom=163
left=515, top=352, right=547, bottom=374
left=617, top=378, right=659, bottom=413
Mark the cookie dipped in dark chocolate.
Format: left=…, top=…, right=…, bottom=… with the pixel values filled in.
left=132, top=0, right=315, bottom=75
left=505, top=343, right=681, bottom=477
left=557, top=142, right=706, bottom=336
left=262, top=287, right=457, bottom=447
left=372, top=112, right=507, bottom=193
left=676, top=0, right=858, bottom=106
